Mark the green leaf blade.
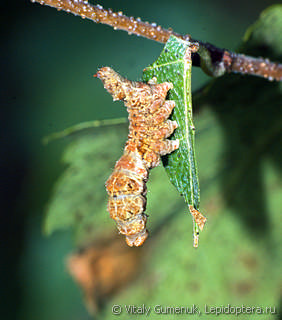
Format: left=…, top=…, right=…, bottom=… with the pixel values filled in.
left=143, top=36, right=200, bottom=210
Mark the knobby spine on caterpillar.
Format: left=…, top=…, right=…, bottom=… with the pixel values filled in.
left=95, top=67, right=179, bottom=247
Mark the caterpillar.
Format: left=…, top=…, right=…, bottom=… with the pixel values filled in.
left=95, top=67, right=179, bottom=247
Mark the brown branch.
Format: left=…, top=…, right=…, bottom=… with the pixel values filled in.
left=31, top=0, right=282, bottom=81
left=31, top=0, right=189, bottom=42
left=193, top=43, right=282, bottom=81
left=227, top=53, right=282, bottom=81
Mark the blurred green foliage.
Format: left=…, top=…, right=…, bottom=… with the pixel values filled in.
left=44, top=125, right=128, bottom=243
left=42, top=4, right=281, bottom=319
left=6, top=1, right=280, bottom=320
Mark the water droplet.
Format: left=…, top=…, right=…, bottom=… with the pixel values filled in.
left=151, top=22, right=157, bottom=27
left=96, top=4, right=103, bottom=9
left=118, top=11, right=123, bottom=16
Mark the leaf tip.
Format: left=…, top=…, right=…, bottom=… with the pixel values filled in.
left=189, top=205, right=207, bottom=231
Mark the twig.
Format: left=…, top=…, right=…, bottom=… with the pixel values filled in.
left=227, top=53, right=282, bottom=81
left=42, top=118, right=128, bottom=144
left=31, top=0, right=282, bottom=81
left=31, top=0, right=188, bottom=42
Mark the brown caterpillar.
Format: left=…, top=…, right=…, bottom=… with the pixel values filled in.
left=95, top=67, right=179, bottom=247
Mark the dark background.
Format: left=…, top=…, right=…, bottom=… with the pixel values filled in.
left=1, top=1, right=280, bottom=319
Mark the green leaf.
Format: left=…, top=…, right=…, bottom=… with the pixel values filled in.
left=143, top=36, right=203, bottom=238
left=44, top=123, right=128, bottom=244
left=242, top=4, right=282, bottom=59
